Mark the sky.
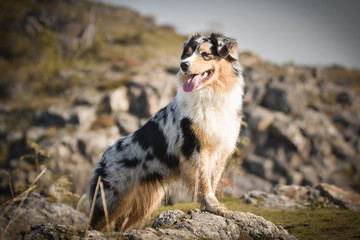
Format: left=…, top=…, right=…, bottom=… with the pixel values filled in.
left=100, top=0, right=360, bottom=69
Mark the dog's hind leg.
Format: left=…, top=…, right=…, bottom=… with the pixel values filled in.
left=113, top=180, right=167, bottom=231
left=90, top=180, right=166, bottom=232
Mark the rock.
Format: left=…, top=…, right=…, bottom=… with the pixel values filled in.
left=317, top=183, right=360, bottom=211
left=260, top=87, right=292, bottom=114
left=298, top=165, right=320, bottom=186
left=25, top=223, right=122, bottom=240
left=34, top=110, right=67, bottom=128
left=127, top=209, right=296, bottom=239
left=242, top=154, right=274, bottom=180
left=69, top=105, right=96, bottom=131
left=113, top=111, right=140, bottom=135
left=128, top=68, right=176, bottom=118
left=152, top=209, right=184, bottom=228
left=247, top=106, right=275, bottom=132
left=336, top=91, right=352, bottom=105
left=272, top=112, right=310, bottom=159
left=222, top=172, right=273, bottom=197
left=240, top=185, right=328, bottom=209
left=23, top=209, right=296, bottom=240
left=0, top=227, right=12, bottom=240
left=0, top=192, right=88, bottom=238
left=240, top=184, right=360, bottom=211
left=33, top=104, right=96, bottom=131
left=108, top=87, right=130, bottom=113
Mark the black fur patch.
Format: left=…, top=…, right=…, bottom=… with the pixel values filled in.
left=141, top=172, right=163, bottom=183
left=132, top=120, right=179, bottom=170
left=233, top=65, right=240, bottom=76
left=163, top=154, right=180, bottom=170
left=133, top=120, right=167, bottom=156
left=116, top=139, right=124, bottom=151
left=90, top=203, right=105, bottom=228
left=122, top=158, right=140, bottom=168
left=181, top=35, right=201, bottom=59
left=180, top=118, right=201, bottom=158
left=145, top=152, right=154, bottom=161
left=160, top=107, right=168, bottom=124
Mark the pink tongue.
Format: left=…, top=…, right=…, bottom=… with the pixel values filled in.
left=183, top=74, right=201, bottom=92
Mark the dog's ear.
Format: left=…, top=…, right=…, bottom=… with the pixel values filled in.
left=183, top=39, right=190, bottom=48
left=210, top=33, right=236, bottom=58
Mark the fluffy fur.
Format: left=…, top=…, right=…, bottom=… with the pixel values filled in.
left=88, top=33, right=245, bottom=231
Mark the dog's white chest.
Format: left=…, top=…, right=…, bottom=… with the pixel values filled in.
left=203, top=105, right=240, bottom=148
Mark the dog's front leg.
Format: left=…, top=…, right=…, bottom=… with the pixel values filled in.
left=199, top=164, right=229, bottom=217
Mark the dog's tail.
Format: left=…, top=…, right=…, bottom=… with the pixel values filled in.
left=89, top=179, right=167, bottom=231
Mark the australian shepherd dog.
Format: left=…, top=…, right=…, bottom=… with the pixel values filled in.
left=88, top=33, right=245, bottom=231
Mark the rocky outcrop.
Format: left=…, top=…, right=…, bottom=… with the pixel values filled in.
left=240, top=183, right=360, bottom=211
left=22, top=210, right=296, bottom=240
left=242, top=64, right=359, bottom=193
left=0, top=191, right=297, bottom=239
left=122, top=209, right=296, bottom=240
left=24, top=211, right=296, bottom=240
left=3, top=184, right=360, bottom=239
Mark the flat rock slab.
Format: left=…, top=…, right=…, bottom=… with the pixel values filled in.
left=24, top=209, right=296, bottom=240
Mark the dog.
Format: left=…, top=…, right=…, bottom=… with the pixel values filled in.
left=88, top=33, right=245, bottom=231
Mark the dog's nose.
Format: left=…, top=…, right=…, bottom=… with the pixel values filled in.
left=180, top=62, right=190, bottom=72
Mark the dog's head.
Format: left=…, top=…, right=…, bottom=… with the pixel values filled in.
left=179, top=33, right=240, bottom=93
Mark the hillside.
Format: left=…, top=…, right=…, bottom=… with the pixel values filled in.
left=0, top=0, right=360, bottom=239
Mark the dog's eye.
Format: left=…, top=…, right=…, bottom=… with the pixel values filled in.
left=201, top=52, right=211, bottom=60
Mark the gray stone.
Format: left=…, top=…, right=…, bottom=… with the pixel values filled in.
left=260, top=87, right=292, bottom=114
left=114, top=111, right=140, bottom=135
left=242, top=154, right=274, bottom=180
left=23, top=209, right=296, bottom=240
left=0, top=192, right=88, bottom=238
left=152, top=210, right=184, bottom=228
left=108, top=87, right=130, bottom=113
left=317, top=183, right=360, bottom=211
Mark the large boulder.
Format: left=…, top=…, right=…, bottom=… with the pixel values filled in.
left=22, top=209, right=296, bottom=240
left=0, top=192, right=88, bottom=238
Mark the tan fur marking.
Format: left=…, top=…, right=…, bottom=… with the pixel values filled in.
left=209, top=58, right=237, bottom=93
left=192, top=123, right=215, bottom=196
left=230, top=42, right=238, bottom=54
left=93, top=176, right=180, bottom=232
left=186, top=47, right=193, bottom=56
left=178, top=121, right=215, bottom=200
left=199, top=43, right=211, bottom=53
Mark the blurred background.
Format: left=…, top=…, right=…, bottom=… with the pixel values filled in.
left=103, top=0, right=360, bottom=69
left=0, top=0, right=359, bottom=206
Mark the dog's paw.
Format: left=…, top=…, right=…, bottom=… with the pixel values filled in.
left=201, top=193, right=229, bottom=217
left=210, top=203, right=229, bottom=217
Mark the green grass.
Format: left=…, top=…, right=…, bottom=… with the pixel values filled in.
left=152, top=197, right=360, bottom=240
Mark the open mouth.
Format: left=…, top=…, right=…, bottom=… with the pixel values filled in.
left=183, top=69, right=214, bottom=92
